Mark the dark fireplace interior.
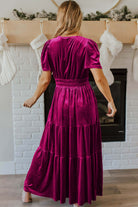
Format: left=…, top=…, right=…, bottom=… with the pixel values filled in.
left=44, top=68, right=127, bottom=142
left=89, top=68, right=127, bottom=142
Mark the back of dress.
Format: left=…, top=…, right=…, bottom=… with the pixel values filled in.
left=41, top=35, right=102, bottom=79
left=24, top=35, right=103, bottom=206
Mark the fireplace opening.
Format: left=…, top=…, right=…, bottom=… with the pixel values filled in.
left=89, top=68, right=127, bottom=142
left=44, top=68, right=127, bottom=142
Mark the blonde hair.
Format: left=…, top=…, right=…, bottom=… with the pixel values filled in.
left=52, top=0, right=83, bottom=38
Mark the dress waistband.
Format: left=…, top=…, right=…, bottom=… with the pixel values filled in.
left=55, top=78, right=90, bottom=87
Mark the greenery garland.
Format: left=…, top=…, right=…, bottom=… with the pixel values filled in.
left=1, top=5, right=138, bottom=21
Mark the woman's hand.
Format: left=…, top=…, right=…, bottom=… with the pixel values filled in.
left=106, top=101, right=117, bottom=117
left=23, top=96, right=37, bottom=108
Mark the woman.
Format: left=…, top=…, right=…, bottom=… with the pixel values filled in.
left=22, top=0, right=117, bottom=206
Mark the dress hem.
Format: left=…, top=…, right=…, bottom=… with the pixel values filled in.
left=23, top=185, right=103, bottom=205
left=23, top=148, right=103, bottom=206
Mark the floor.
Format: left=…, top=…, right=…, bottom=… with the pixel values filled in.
left=0, top=169, right=138, bottom=207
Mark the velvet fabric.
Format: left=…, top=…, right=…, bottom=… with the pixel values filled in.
left=24, top=35, right=103, bottom=205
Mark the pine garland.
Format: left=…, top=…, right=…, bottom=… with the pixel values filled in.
left=109, top=5, right=135, bottom=21
left=83, top=11, right=110, bottom=21
left=1, top=5, right=138, bottom=21
left=12, top=8, right=57, bottom=20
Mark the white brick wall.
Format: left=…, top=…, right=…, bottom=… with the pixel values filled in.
left=11, top=45, right=45, bottom=174
left=10, top=44, right=138, bottom=174
left=102, top=44, right=138, bottom=170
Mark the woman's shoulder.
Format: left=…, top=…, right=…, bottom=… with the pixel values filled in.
left=49, top=35, right=90, bottom=42
left=45, top=36, right=97, bottom=50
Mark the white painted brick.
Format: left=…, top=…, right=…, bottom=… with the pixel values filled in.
left=14, top=104, right=22, bottom=109
left=102, top=148, right=112, bottom=154
left=40, top=103, right=44, bottom=108
left=129, top=159, right=138, bottom=165
left=30, top=73, right=38, bottom=79
left=13, top=84, right=30, bottom=90
left=31, top=103, right=41, bottom=108
left=128, top=137, right=138, bottom=142
left=126, top=130, right=138, bottom=136
left=39, top=116, right=45, bottom=121
left=22, top=115, right=40, bottom=121
left=20, top=77, right=31, bottom=82
left=13, top=96, right=32, bottom=102
left=31, top=108, right=44, bottom=114
left=120, top=147, right=130, bottom=153
left=23, top=127, right=40, bottom=133
left=15, top=145, right=32, bottom=152
left=12, top=78, right=21, bottom=84
left=15, top=140, right=23, bottom=145
left=23, top=139, right=40, bottom=145
left=32, top=121, right=43, bottom=127
left=14, top=134, right=32, bottom=139
left=40, top=127, right=45, bottom=132
left=13, top=108, right=31, bottom=114
left=32, top=145, right=39, bottom=151
left=103, top=166, right=112, bottom=170
left=16, top=169, right=28, bottom=174
left=23, top=163, right=31, bottom=169
left=21, top=91, right=34, bottom=96
left=12, top=90, right=21, bottom=96
left=15, top=158, right=32, bottom=163
left=112, top=160, right=121, bottom=167
left=14, top=120, right=32, bottom=127
left=14, top=115, right=22, bottom=121
left=129, top=142, right=138, bottom=147
left=127, top=125, right=138, bottom=130
left=103, top=160, right=112, bottom=166
left=103, top=154, right=121, bottom=160
left=112, top=148, right=122, bottom=153
left=121, top=153, right=137, bottom=159
left=15, top=152, right=23, bottom=158
left=32, top=133, right=42, bottom=139
left=102, top=142, right=121, bottom=148
left=23, top=151, right=34, bottom=158
left=16, top=164, right=23, bottom=170
left=129, top=147, right=138, bottom=153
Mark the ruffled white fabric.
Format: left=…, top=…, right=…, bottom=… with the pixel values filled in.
left=99, top=30, right=123, bottom=85
left=131, top=34, right=138, bottom=82
left=0, top=32, right=16, bottom=86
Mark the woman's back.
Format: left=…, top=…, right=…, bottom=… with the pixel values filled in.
left=41, top=35, right=102, bottom=79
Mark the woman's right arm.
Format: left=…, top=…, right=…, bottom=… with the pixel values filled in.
left=90, top=68, right=117, bottom=117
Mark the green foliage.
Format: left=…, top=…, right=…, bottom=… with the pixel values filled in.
left=1, top=5, right=138, bottom=21
left=13, top=9, right=35, bottom=20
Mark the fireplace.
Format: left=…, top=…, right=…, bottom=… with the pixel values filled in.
left=89, top=68, right=127, bottom=142
left=44, top=68, right=127, bottom=143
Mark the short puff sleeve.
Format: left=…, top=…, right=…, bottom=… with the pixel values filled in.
left=84, top=39, right=102, bottom=69
left=41, top=40, right=52, bottom=71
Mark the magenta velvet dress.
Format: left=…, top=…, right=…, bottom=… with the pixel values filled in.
left=24, top=35, right=103, bottom=205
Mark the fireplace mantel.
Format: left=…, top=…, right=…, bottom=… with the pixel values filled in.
left=0, top=19, right=138, bottom=44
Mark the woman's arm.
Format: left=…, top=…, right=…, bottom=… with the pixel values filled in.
left=23, top=71, right=51, bottom=108
left=33, top=71, right=51, bottom=102
left=90, top=68, right=117, bottom=117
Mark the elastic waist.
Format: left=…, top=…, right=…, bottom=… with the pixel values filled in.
left=55, top=78, right=90, bottom=87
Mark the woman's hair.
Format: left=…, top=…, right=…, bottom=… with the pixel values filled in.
left=53, top=0, right=83, bottom=38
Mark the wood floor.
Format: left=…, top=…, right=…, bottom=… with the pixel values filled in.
left=0, top=169, right=138, bottom=207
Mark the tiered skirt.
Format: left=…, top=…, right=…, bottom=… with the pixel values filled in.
left=24, top=78, right=103, bottom=205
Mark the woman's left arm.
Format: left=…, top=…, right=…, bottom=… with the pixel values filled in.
left=23, top=71, right=51, bottom=108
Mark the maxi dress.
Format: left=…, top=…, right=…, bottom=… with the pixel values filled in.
left=24, top=35, right=103, bottom=206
